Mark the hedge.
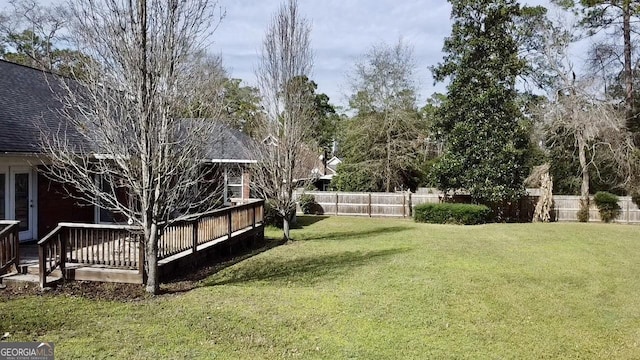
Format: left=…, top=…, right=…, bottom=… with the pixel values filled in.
left=414, top=203, right=491, bottom=225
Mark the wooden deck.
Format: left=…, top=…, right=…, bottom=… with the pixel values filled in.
left=0, top=200, right=265, bottom=287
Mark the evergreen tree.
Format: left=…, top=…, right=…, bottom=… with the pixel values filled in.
left=432, top=0, right=531, bottom=204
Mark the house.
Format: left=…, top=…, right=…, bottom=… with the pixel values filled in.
left=311, top=155, right=342, bottom=191
left=0, top=59, right=254, bottom=242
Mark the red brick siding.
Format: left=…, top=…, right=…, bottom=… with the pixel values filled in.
left=37, top=171, right=94, bottom=239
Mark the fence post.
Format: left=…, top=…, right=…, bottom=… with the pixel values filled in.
left=627, top=199, right=630, bottom=224
left=402, top=192, right=406, bottom=218
left=368, top=193, right=372, bottom=217
left=192, top=220, right=198, bottom=254
left=335, top=192, right=339, bottom=216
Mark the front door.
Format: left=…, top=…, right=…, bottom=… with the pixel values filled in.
left=9, top=167, right=33, bottom=241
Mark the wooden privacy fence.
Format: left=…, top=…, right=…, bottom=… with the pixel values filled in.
left=38, top=200, right=265, bottom=287
left=295, top=191, right=438, bottom=218
left=295, top=191, right=640, bottom=223
left=553, top=195, right=640, bottom=223
left=0, top=220, right=20, bottom=275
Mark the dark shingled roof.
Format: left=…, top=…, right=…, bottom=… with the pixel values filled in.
left=0, top=59, right=255, bottom=161
left=0, top=60, right=74, bottom=153
left=206, top=125, right=255, bottom=162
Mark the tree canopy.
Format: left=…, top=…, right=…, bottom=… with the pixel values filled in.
left=432, top=0, right=533, bottom=204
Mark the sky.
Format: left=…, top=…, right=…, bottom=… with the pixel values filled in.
left=1, top=0, right=555, bottom=108
left=213, top=0, right=452, bottom=108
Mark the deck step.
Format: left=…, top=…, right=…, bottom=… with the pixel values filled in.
left=1, top=273, right=62, bottom=285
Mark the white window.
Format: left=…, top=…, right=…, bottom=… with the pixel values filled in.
left=224, top=167, right=243, bottom=203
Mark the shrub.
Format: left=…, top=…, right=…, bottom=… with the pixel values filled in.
left=264, top=200, right=298, bottom=228
left=413, top=203, right=491, bottom=225
left=576, top=205, right=589, bottom=223
left=632, top=194, right=640, bottom=209
left=593, top=191, right=621, bottom=223
left=264, top=200, right=283, bottom=228
left=298, top=194, right=316, bottom=215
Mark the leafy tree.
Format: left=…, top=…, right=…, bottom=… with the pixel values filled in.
left=432, top=0, right=532, bottom=205
left=221, top=78, right=263, bottom=136
left=334, top=40, right=427, bottom=192
left=0, top=1, right=91, bottom=78
left=286, top=75, right=339, bottom=152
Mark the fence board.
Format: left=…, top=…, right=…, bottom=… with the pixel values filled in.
left=295, top=191, right=640, bottom=223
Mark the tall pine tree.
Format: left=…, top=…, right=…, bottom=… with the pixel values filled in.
left=432, top=0, right=531, bottom=205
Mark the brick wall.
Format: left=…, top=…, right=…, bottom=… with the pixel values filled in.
left=37, top=171, right=94, bottom=239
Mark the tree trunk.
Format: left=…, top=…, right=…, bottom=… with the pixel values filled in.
left=623, top=0, right=635, bottom=130
left=144, top=223, right=160, bottom=294
left=386, top=126, right=392, bottom=192
left=578, top=134, right=590, bottom=221
left=283, top=217, right=290, bottom=241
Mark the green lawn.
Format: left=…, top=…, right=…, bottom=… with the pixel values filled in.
left=2, top=216, right=640, bottom=359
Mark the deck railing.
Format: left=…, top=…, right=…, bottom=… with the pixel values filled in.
left=0, top=220, right=20, bottom=275
left=158, top=199, right=264, bottom=259
left=38, top=200, right=265, bottom=287
left=38, top=223, right=142, bottom=287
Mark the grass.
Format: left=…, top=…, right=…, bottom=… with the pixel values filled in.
left=2, top=216, right=640, bottom=359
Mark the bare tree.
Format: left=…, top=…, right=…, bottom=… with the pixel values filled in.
left=340, top=40, right=425, bottom=192
left=252, top=0, right=315, bottom=241
left=536, top=16, right=633, bottom=219
left=39, top=0, right=225, bottom=294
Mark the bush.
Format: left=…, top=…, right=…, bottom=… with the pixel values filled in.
left=593, top=191, right=621, bottom=223
left=576, top=205, right=589, bottom=223
left=264, top=200, right=297, bottom=228
left=632, top=194, right=640, bottom=209
left=298, top=194, right=316, bottom=215
left=264, top=200, right=283, bottom=228
left=413, top=203, right=491, bottom=225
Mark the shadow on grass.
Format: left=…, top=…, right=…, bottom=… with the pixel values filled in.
left=293, top=215, right=330, bottom=228
left=298, top=226, right=412, bottom=241
left=159, top=237, right=287, bottom=295
left=203, top=247, right=410, bottom=287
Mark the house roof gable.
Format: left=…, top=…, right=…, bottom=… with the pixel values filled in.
left=0, top=60, right=255, bottom=162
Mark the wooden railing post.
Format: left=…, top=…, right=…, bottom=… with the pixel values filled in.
left=38, top=245, right=46, bottom=288
left=228, top=209, right=233, bottom=238
left=59, top=231, right=66, bottom=280
left=252, top=203, right=256, bottom=228
left=192, top=220, right=198, bottom=254
left=12, top=226, right=19, bottom=271
left=138, top=233, right=145, bottom=277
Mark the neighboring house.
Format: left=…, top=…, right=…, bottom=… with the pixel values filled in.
left=311, top=156, right=342, bottom=191
left=0, top=59, right=254, bottom=242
